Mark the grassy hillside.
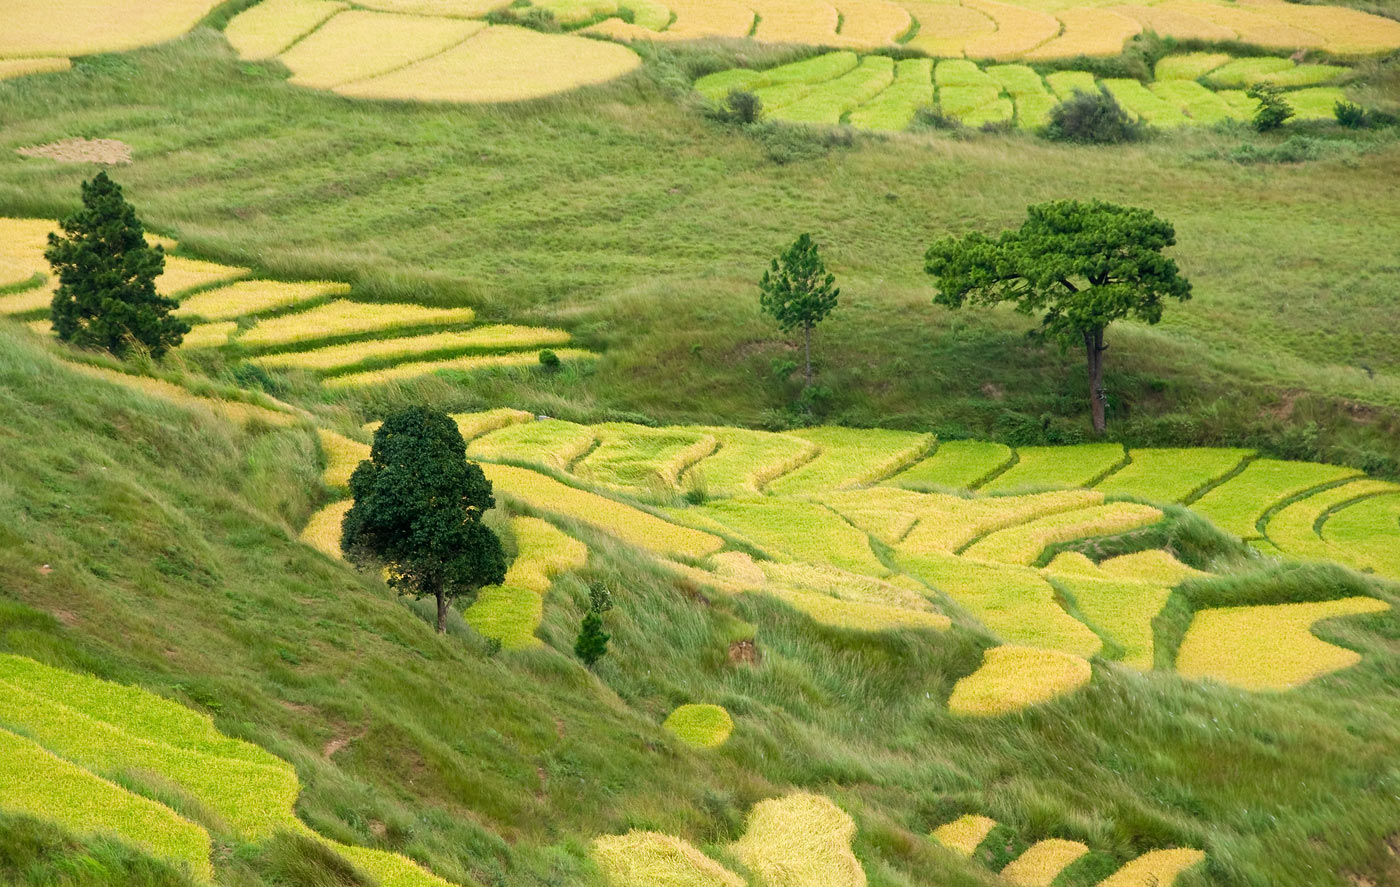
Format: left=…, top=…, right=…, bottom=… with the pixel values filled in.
left=2, top=30, right=1400, bottom=473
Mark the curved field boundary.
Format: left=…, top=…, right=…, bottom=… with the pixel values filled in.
left=0, top=0, right=222, bottom=60
left=469, top=418, right=598, bottom=471
left=594, top=831, right=746, bottom=887
left=961, top=501, right=1162, bottom=565
left=575, top=424, right=718, bottom=491
left=236, top=300, right=477, bottom=348
left=1189, top=459, right=1362, bottom=540
left=764, top=426, right=935, bottom=495
left=679, top=426, right=819, bottom=497
left=900, top=489, right=1103, bottom=554
left=1094, top=447, right=1253, bottom=504
left=225, top=0, right=350, bottom=60
left=1042, top=565, right=1172, bottom=669
left=886, top=439, right=1013, bottom=491
left=946, top=645, right=1092, bottom=715
left=1001, top=838, right=1090, bottom=886
left=1263, top=478, right=1399, bottom=561
left=255, top=326, right=572, bottom=374
left=699, top=498, right=891, bottom=575
left=979, top=444, right=1126, bottom=494
left=1319, top=493, right=1400, bottom=578
left=325, top=347, right=595, bottom=387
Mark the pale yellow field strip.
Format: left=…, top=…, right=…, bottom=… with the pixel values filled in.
left=1237, top=0, right=1400, bottom=54
left=236, top=300, right=476, bottom=347
left=1097, top=849, right=1205, bottom=887
left=0, top=57, right=72, bottom=80
left=158, top=255, right=251, bottom=296
left=324, top=347, right=594, bottom=387
left=661, top=0, right=758, bottom=39
left=960, top=0, right=1060, bottom=59
left=253, top=325, right=570, bottom=372
left=1024, top=7, right=1140, bottom=59
left=178, top=279, right=347, bottom=321
left=947, top=645, right=1091, bottom=716
left=224, top=0, right=349, bottom=60
left=832, top=0, right=913, bottom=46
left=356, top=0, right=512, bottom=14
left=0, top=0, right=222, bottom=58
left=751, top=0, right=841, bottom=44
left=931, top=814, right=996, bottom=856
left=903, top=1, right=995, bottom=56
left=1001, top=839, right=1090, bottom=887
left=279, top=11, right=487, bottom=89
left=1111, top=4, right=1235, bottom=41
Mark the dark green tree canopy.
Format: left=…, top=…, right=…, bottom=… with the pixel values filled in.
left=342, top=407, right=505, bottom=632
left=925, top=200, right=1191, bottom=433
left=45, top=171, right=189, bottom=359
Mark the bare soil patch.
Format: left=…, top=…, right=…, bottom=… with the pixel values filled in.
left=17, top=137, right=132, bottom=165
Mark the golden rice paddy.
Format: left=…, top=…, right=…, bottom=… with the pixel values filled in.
left=452, top=407, right=535, bottom=441
left=1096, top=848, right=1206, bottom=886
left=947, top=645, right=1092, bottom=716
left=0, top=0, right=221, bottom=59
left=0, top=57, right=72, bottom=80
left=236, top=300, right=476, bottom=348
left=324, top=347, right=595, bottom=387
left=301, top=499, right=352, bottom=559
left=252, top=325, right=569, bottom=373
left=1001, top=838, right=1090, bottom=886
left=223, top=0, right=348, bottom=60
left=593, top=831, right=746, bottom=887
left=282, top=11, right=486, bottom=89
left=661, top=703, right=735, bottom=747
left=931, top=814, right=997, bottom=856
left=730, top=793, right=867, bottom=887
left=317, top=429, right=370, bottom=488
left=177, top=279, right=347, bottom=322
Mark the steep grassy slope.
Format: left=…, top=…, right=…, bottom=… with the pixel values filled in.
left=7, top=325, right=1400, bottom=886
left=2, top=30, right=1400, bottom=472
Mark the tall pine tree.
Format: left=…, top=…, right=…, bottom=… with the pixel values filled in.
left=45, top=172, right=189, bottom=358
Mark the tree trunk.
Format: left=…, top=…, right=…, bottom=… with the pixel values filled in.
left=803, top=323, right=813, bottom=386
left=1084, top=327, right=1107, bottom=435
left=436, top=591, right=448, bottom=634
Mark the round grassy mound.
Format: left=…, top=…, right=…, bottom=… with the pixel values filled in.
left=662, top=704, right=734, bottom=749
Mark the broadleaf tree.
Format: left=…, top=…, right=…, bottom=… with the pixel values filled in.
left=341, top=407, right=506, bottom=633
left=45, top=171, right=189, bottom=358
left=925, top=200, right=1191, bottom=434
left=758, top=233, right=840, bottom=386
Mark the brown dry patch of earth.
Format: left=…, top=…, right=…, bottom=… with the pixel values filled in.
left=17, top=137, right=132, bottom=165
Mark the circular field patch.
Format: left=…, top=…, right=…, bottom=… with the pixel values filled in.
left=662, top=703, right=734, bottom=748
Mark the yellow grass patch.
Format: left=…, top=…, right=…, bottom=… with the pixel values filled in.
left=463, top=584, right=543, bottom=649
left=1043, top=570, right=1170, bottom=670
left=0, top=57, right=72, bottom=80
left=318, top=429, right=370, bottom=488
left=178, top=279, right=345, bottom=321
left=1112, top=5, right=1235, bottom=41
left=335, top=26, right=641, bottom=103
left=960, top=0, right=1059, bottom=59
left=947, top=645, right=1092, bottom=716
left=752, top=0, right=842, bottom=44
left=931, top=814, right=996, bottom=856
left=453, top=407, right=535, bottom=441
left=157, top=255, right=251, bottom=296
left=281, top=11, right=486, bottom=89
left=962, top=502, right=1163, bottom=566
left=237, top=300, right=476, bottom=347
left=831, top=0, right=912, bottom=47
left=324, top=347, right=595, bottom=387
left=663, top=703, right=735, bottom=747
left=903, top=2, right=996, bottom=56
left=714, top=551, right=767, bottom=586
left=179, top=321, right=238, bottom=349
left=224, top=0, right=348, bottom=60
left=0, top=285, right=54, bottom=315
left=1001, top=839, right=1090, bottom=886
left=0, top=0, right=222, bottom=58
left=301, top=499, right=351, bottom=559
left=1176, top=597, right=1390, bottom=691
left=1024, top=7, right=1140, bottom=59
left=730, top=793, right=866, bottom=887
left=483, top=463, right=723, bottom=558
left=253, top=325, right=569, bottom=372
left=594, top=831, right=745, bottom=887
left=1098, top=848, right=1205, bottom=886
left=505, top=516, right=588, bottom=592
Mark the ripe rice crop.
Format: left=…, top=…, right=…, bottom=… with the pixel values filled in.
left=981, top=443, right=1125, bottom=494
left=763, top=560, right=936, bottom=612
left=0, top=285, right=55, bottom=316
left=1175, top=597, right=1390, bottom=690
left=819, top=486, right=931, bottom=542
left=937, top=82, right=1000, bottom=117
left=280, top=11, right=486, bottom=89
left=1096, top=549, right=1203, bottom=584
left=898, top=551, right=1102, bottom=655
left=327, top=346, right=597, bottom=387
left=179, top=321, right=238, bottom=349
left=765, top=584, right=950, bottom=632
left=453, top=407, right=535, bottom=441
left=830, top=0, right=912, bottom=47
left=157, top=256, right=250, bottom=296
left=1014, top=92, right=1057, bottom=129
left=1321, top=493, right=1400, bottom=579
left=1098, top=848, right=1206, bottom=887
left=594, top=831, right=745, bottom=887
left=935, top=58, right=994, bottom=87
left=1203, top=56, right=1297, bottom=88
left=730, top=793, right=865, bottom=887
left=318, top=429, right=370, bottom=488
left=1115, top=5, right=1235, bottom=41
left=483, top=463, right=723, bottom=557
left=772, top=55, right=895, bottom=124
left=1283, top=86, right=1347, bottom=119
left=887, top=440, right=1014, bottom=492
left=0, top=727, right=214, bottom=881
left=716, top=551, right=768, bottom=586
left=1166, top=1, right=1322, bottom=48
left=1154, top=52, right=1231, bottom=80
left=624, top=0, right=673, bottom=30
left=1190, top=458, right=1360, bottom=539
left=533, top=0, right=620, bottom=25
left=178, top=279, right=346, bottom=321
left=0, top=0, right=222, bottom=58
left=357, top=0, right=512, bottom=12
left=961, top=97, right=1013, bottom=126
left=1101, top=79, right=1191, bottom=126
left=900, top=489, right=1102, bottom=553
left=468, top=418, right=597, bottom=470
left=302, top=499, right=352, bottom=559
left=699, top=498, right=890, bottom=576
left=662, top=703, right=734, bottom=747
left=1024, top=8, right=1141, bottom=60
left=326, top=842, right=458, bottom=887
left=575, top=424, right=718, bottom=491
left=904, top=2, right=995, bottom=55
left=932, top=814, right=997, bottom=856
left=1000, top=839, right=1090, bottom=886
left=0, top=57, right=72, bottom=81
left=768, top=51, right=860, bottom=86
left=1095, top=447, right=1252, bottom=503
left=657, top=0, right=756, bottom=40
left=845, top=58, right=935, bottom=130
left=964, top=502, right=1163, bottom=565
left=678, top=426, right=818, bottom=497
left=1250, top=0, right=1400, bottom=53
left=1263, top=479, right=1398, bottom=562
left=1045, top=573, right=1171, bottom=669
left=463, top=584, right=543, bottom=648
left=1045, top=70, right=1097, bottom=101
left=504, top=516, right=588, bottom=591
left=960, top=0, right=1059, bottom=59
left=1150, top=80, right=1241, bottom=123
left=0, top=219, right=56, bottom=279
left=253, top=325, right=569, bottom=372
left=765, top=426, right=934, bottom=495
left=237, top=300, right=475, bottom=348
left=985, top=64, right=1045, bottom=96
left=334, top=25, right=642, bottom=103
left=947, top=645, right=1092, bottom=716
left=224, top=0, right=348, bottom=60
left=751, top=0, right=841, bottom=45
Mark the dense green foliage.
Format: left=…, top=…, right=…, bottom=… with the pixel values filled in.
left=44, top=173, right=187, bottom=359
left=758, top=233, right=840, bottom=386
left=1043, top=90, right=1143, bottom=144
left=1247, top=83, right=1295, bottom=132
left=343, top=407, right=506, bottom=632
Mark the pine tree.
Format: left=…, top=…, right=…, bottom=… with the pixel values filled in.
left=575, top=610, right=610, bottom=668
left=45, top=172, right=189, bottom=358
left=758, top=233, right=840, bottom=386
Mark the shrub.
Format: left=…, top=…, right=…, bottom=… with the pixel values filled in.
left=538, top=347, right=561, bottom=370
left=1335, top=100, right=1369, bottom=128
left=1042, top=90, right=1143, bottom=144
left=721, top=89, right=762, bottom=124
left=575, top=609, right=609, bottom=667
left=1247, top=82, right=1294, bottom=132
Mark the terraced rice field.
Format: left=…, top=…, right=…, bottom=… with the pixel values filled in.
left=593, top=831, right=746, bottom=887
left=0, top=0, right=222, bottom=78
left=0, top=654, right=454, bottom=887
left=661, top=703, right=735, bottom=747
left=289, top=411, right=1399, bottom=718
left=931, top=814, right=997, bottom=856
left=730, top=793, right=865, bottom=887
left=694, top=52, right=1366, bottom=134
left=1000, top=838, right=1089, bottom=886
